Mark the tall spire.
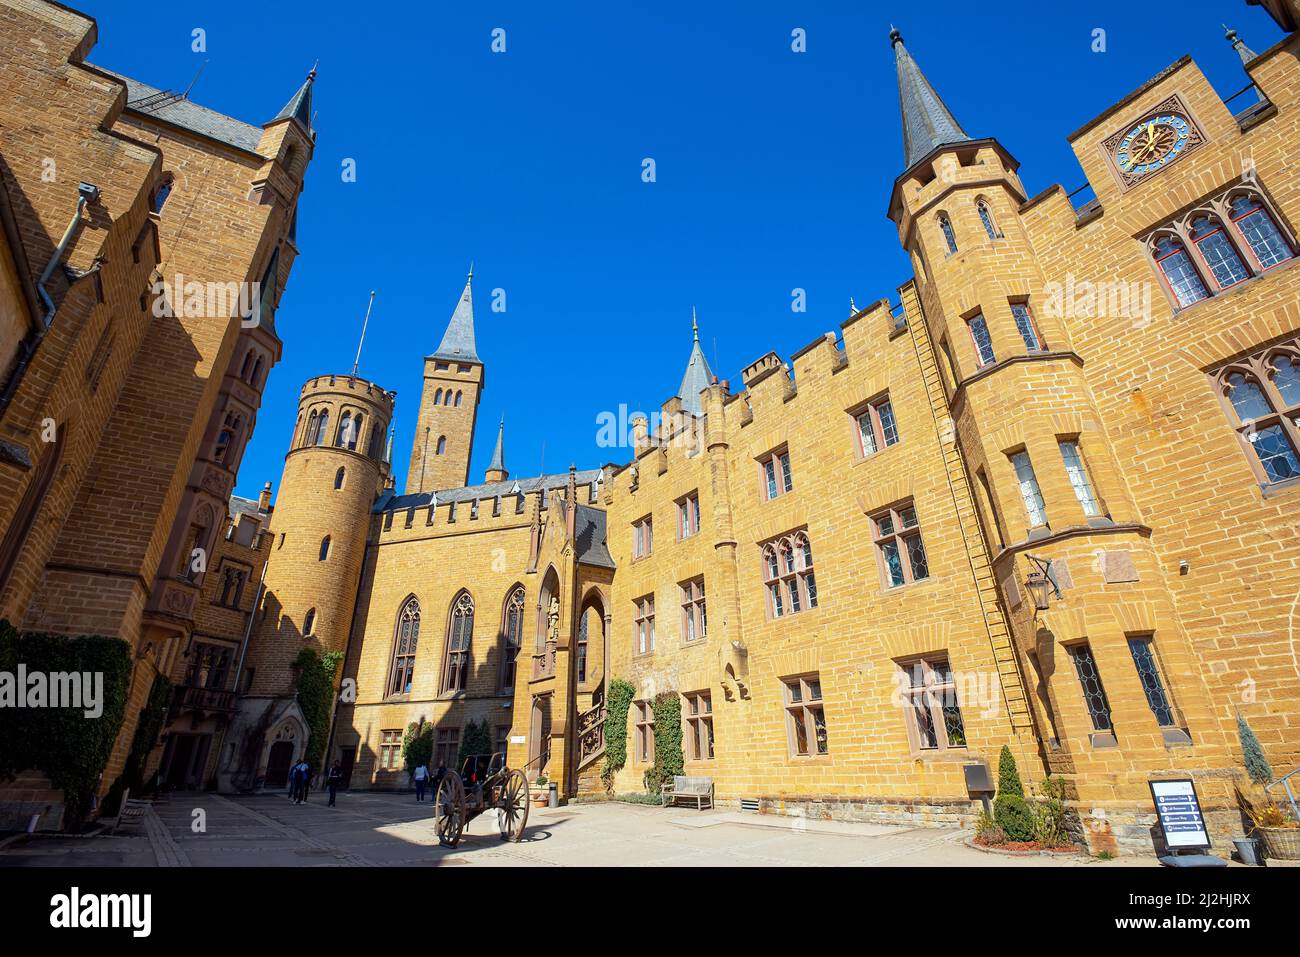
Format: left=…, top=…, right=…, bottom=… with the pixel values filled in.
left=1223, top=25, right=1258, bottom=66
left=432, top=267, right=480, bottom=363
left=486, top=415, right=507, bottom=481
left=890, top=27, right=973, bottom=171
left=677, top=308, right=713, bottom=417
left=272, top=64, right=316, bottom=132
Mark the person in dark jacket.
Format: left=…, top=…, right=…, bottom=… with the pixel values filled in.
left=288, top=761, right=303, bottom=803
left=326, top=761, right=343, bottom=807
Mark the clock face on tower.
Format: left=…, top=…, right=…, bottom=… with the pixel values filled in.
left=1116, top=113, right=1191, bottom=176
left=1102, top=94, right=1205, bottom=190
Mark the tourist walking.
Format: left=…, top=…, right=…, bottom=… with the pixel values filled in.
left=414, top=762, right=429, bottom=802
left=326, top=761, right=343, bottom=807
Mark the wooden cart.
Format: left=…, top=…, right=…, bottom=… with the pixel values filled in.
left=433, top=752, right=530, bottom=847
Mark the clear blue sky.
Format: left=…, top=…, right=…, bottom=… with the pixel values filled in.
left=76, top=0, right=1284, bottom=500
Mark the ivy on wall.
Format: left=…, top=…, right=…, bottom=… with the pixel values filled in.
left=293, top=648, right=343, bottom=771
left=645, top=691, right=683, bottom=793
left=106, top=672, right=173, bottom=810
left=601, top=677, right=636, bottom=790
left=0, top=619, right=133, bottom=827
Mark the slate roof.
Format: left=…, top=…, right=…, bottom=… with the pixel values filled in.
left=273, top=70, right=315, bottom=132
left=432, top=273, right=480, bottom=362
left=890, top=29, right=973, bottom=171
left=487, top=417, right=506, bottom=473
left=574, top=503, right=615, bottom=568
left=375, top=470, right=603, bottom=513
left=677, top=311, right=713, bottom=416
left=96, top=68, right=264, bottom=153
left=228, top=495, right=266, bottom=520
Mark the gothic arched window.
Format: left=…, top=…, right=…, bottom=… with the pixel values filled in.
left=336, top=412, right=352, bottom=448
left=388, top=597, right=420, bottom=696
left=152, top=176, right=174, bottom=213
left=436, top=435, right=446, bottom=455
left=434, top=388, right=443, bottom=405
left=313, top=411, right=330, bottom=446
left=1215, top=356, right=1300, bottom=485
left=762, top=531, right=818, bottom=618
left=349, top=414, right=364, bottom=451
left=1228, top=193, right=1294, bottom=270
left=334, top=467, right=345, bottom=490
left=303, top=608, right=316, bottom=636
left=319, top=536, right=331, bottom=561
left=1189, top=215, right=1249, bottom=290
left=976, top=199, right=999, bottom=240
left=454, top=391, right=463, bottom=407
left=257, top=247, right=279, bottom=325
left=938, top=214, right=958, bottom=255
left=442, top=591, right=474, bottom=695
left=1152, top=235, right=1209, bottom=308
left=500, top=586, right=525, bottom=692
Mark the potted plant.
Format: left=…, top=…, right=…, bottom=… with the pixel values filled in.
left=1247, top=802, right=1300, bottom=861
left=1234, top=714, right=1272, bottom=865
left=533, top=775, right=549, bottom=807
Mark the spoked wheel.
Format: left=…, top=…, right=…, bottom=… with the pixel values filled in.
left=497, top=769, right=530, bottom=842
left=434, top=774, right=466, bottom=847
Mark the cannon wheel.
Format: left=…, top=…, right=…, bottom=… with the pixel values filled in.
left=497, top=769, right=529, bottom=842
left=434, top=773, right=466, bottom=847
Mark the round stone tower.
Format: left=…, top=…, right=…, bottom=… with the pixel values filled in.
left=254, top=373, right=396, bottom=689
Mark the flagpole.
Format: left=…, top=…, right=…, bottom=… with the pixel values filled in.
left=352, top=290, right=375, bottom=376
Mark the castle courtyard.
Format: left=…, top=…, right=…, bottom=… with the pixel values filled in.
left=0, top=793, right=1159, bottom=869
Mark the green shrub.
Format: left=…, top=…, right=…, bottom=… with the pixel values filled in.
left=601, top=677, right=636, bottom=790
left=994, top=794, right=1035, bottom=841
left=1032, top=776, right=1072, bottom=848
left=1238, top=714, right=1273, bottom=785
left=0, top=622, right=133, bottom=827
left=615, top=791, right=664, bottom=805
left=458, top=718, right=493, bottom=767
left=997, top=745, right=1024, bottom=798
left=644, top=692, right=683, bottom=794
left=403, top=721, right=433, bottom=774
left=975, top=810, right=1007, bottom=845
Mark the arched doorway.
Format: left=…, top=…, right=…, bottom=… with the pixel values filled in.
left=265, top=741, right=294, bottom=787
left=528, top=694, right=551, bottom=779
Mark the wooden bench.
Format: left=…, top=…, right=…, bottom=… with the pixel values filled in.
left=661, top=775, right=714, bottom=810
left=108, top=790, right=152, bottom=834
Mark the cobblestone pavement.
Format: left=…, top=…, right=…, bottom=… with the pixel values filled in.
left=0, top=790, right=1158, bottom=867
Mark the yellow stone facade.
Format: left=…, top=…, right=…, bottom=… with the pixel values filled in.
left=294, top=22, right=1300, bottom=855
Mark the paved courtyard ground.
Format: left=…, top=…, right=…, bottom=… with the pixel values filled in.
left=0, top=790, right=1157, bottom=867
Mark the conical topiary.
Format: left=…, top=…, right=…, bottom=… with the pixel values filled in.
left=997, top=745, right=1024, bottom=798
left=1238, top=714, right=1273, bottom=785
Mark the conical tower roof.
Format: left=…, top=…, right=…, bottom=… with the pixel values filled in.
left=272, top=65, right=315, bottom=132
left=676, top=307, right=713, bottom=417
left=433, top=267, right=480, bottom=362
left=891, top=28, right=973, bottom=171
left=488, top=416, right=506, bottom=475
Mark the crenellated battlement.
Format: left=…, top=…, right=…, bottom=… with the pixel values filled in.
left=374, top=472, right=604, bottom=544
left=300, top=373, right=397, bottom=409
